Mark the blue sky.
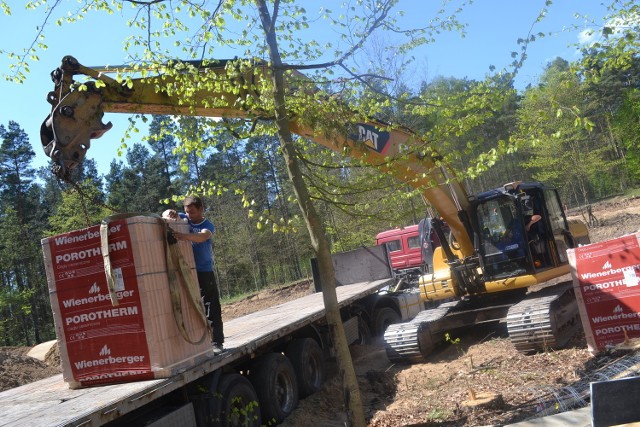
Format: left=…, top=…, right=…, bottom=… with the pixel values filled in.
left=0, top=1, right=610, bottom=177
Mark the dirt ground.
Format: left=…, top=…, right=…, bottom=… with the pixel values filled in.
left=1, top=195, right=639, bottom=426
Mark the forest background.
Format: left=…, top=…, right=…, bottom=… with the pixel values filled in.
left=0, top=0, right=639, bottom=348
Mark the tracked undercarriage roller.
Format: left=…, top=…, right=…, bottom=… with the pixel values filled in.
left=383, top=301, right=461, bottom=363
left=507, top=282, right=580, bottom=353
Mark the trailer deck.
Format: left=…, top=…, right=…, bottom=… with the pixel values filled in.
left=0, top=279, right=391, bottom=427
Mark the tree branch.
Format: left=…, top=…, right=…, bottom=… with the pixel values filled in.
left=273, top=0, right=393, bottom=72
left=10, top=0, right=63, bottom=81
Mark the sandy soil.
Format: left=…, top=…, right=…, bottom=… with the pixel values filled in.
left=1, top=195, right=639, bottom=426
left=0, top=345, right=61, bottom=393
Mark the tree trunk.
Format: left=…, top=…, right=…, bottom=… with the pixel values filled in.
left=255, top=2, right=366, bottom=425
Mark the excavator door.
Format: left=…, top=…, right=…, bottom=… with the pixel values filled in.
left=473, top=183, right=575, bottom=281
left=475, top=195, right=530, bottom=280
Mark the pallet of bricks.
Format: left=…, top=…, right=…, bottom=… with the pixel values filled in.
left=41, top=215, right=213, bottom=389
left=568, top=232, right=640, bottom=354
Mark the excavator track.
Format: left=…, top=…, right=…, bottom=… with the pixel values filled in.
left=383, top=300, right=462, bottom=363
left=384, top=282, right=581, bottom=363
left=506, top=281, right=580, bottom=353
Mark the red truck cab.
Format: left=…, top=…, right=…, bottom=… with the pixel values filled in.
left=375, top=219, right=443, bottom=287
left=376, top=225, right=422, bottom=273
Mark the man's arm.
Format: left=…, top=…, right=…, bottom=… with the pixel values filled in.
left=525, top=215, right=542, bottom=231
left=162, top=209, right=180, bottom=220
left=172, top=229, right=212, bottom=243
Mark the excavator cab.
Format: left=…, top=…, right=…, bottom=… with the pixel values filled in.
left=473, top=182, right=573, bottom=281
left=476, top=196, right=529, bottom=279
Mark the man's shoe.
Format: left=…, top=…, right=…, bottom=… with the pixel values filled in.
left=213, top=343, right=224, bottom=355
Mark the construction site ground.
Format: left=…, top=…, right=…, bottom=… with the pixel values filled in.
left=1, top=195, right=639, bottom=426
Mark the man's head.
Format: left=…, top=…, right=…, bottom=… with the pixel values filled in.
left=183, top=195, right=204, bottom=209
left=183, top=195, right=205, bottom=222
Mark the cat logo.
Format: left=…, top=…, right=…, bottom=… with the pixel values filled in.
left=355, top=123, right=390, bottom=154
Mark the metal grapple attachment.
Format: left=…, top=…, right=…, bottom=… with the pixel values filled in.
left=40, top=56, right=113, bottom=179
left=40, top=88, right=113, bottom=178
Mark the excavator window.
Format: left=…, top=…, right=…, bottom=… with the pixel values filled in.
left=517, top=187, right=567, bottom=269
left=476, top=197, right=529, bottom=280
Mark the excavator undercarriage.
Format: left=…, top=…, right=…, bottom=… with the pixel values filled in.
left=507, top=282, right=580, bottom=353
left=384, top=283, right=580, bottom=362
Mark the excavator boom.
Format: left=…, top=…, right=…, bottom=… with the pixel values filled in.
left=40, top=55, right=474, bottom=256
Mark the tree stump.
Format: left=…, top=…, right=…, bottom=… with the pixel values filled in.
left=462, top=392, right=505, bottom=410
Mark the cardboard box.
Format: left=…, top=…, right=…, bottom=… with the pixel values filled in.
left=42, top=216, right=213, bottom=388
left=568, top=232, right=640, bottom=353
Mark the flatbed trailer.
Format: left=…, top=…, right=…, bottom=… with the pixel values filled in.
left=0, top=268, right=421, bottom=427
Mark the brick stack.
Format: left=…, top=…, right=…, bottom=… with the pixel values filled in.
left=569, top=232, right=640, bottom=354
left=42, top=216, right=213, bottom=389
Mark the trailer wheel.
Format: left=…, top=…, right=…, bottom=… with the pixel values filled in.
left=373, top=307, right=401, bottom=336
left=212, top=373, right=261, bottom=427
left=250, top=352, right=299, bottom=424
left=286, top=338, right=325, bottom=398
left=356, top=317, right=372, bottom=345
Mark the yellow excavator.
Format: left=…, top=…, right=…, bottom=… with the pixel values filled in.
left=40, top=56, right=590, bottom=362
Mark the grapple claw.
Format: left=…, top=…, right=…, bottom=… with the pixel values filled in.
left=40, top=86, right=112, bottom=177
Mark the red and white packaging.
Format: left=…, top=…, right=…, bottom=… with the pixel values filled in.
left=41, top=216, right=213, bottom=389
left=568, top=232, right=640, bottom=354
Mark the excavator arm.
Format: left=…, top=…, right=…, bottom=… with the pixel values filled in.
left=40, top=55, right=475, bottom=257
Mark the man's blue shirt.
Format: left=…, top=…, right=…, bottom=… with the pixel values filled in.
left=179, top=213, right=215, bottom=272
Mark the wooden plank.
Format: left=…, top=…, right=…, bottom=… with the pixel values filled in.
left=0, top=279, right=391, bottom=427
left=224, top=279, right=390, bottom=347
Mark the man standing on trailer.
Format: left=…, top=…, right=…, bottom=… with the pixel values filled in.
left=164, top=196, right=224, bottom=355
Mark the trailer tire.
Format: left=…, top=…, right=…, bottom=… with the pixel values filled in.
left=356, top=317, right=372, bottom=345
left=373, top=307, right=401, bottom=336
left=212, top=373, right=261, bottom=427
left=250, top=352, right=298, bottom=424
left=286, top=338, right=325, bottom=398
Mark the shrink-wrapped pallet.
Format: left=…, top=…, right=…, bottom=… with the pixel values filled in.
left=568, top=232, right=640, bottom=354
left=41, top=215, right=213, bottom=389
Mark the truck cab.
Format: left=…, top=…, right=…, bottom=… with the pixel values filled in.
left=376, top=218, right=443, bottom=287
